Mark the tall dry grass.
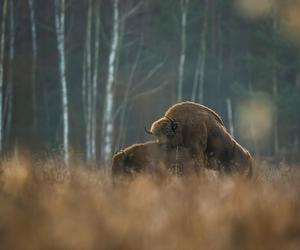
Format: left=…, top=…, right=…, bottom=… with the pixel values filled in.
left=0, top=155, right=299, bottom=250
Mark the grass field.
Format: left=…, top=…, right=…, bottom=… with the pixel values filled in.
left=0, top=155, right=300, bottom=250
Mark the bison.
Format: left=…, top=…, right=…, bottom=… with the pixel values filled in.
left=111, top=141, right=197, bottom=176
left=147, top=101, right=252, bottom=177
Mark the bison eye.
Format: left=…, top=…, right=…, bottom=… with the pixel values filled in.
left=123, top=153, right=134, bottom=163
left=171, top=122, right=178, bottom=132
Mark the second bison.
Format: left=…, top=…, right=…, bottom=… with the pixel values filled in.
left=112, top=141, right=196, bottom=176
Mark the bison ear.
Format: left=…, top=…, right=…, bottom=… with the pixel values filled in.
left=171, top=122, right=178, bottom=132
left=124, top=153, right=134, bottom=163
left=128, top=153, right=134, bottom=160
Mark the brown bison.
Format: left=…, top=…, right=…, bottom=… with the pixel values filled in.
left=112, top=141, right=196, bottom=176
left=206, top=132, right=253, bottom=177
left=147, top=101, right=252, bottom=177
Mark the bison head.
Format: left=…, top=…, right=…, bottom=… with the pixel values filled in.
left=147, top=116, right=182, bottom=148
left=112, top=143, right=158, bottom=176
left=112, top=150, right=143, bottom=175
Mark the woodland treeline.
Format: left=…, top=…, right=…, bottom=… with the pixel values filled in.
left=0, top=0, right=299, bottom=164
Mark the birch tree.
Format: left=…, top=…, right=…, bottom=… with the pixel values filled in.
left=82, top=0, right=93, bottom=161
left=0, top=0, right=8, bottom=153
left=191, top=0, right=208, bottom=103
left=91, top=0, right=101, bottom=161
left=294, top=71, right=300, bottom=150
left=28, top=0, right=38, bottom=129
left=101, top=0, right=119, bottom=164
left=82, top=0, right=101, bottom=162
left=54, top=0, right=69, bottom=164
left=272, top=16, right=279, bottom=154
left=272, top=61, right=279, bottom=154
left=247, top=53, right=258, bottom=155
left=226, top=98, right=234, bottom=136
left=216, top=3, right=223, bottom=106
left=177, top=0, right=189, bottom=101
left=4, top=0, right=14, bottom=148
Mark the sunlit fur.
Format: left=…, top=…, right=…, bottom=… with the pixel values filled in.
left=150, top=117, right=182, bottom=147
left=150, top=101, right=252, bottom=176
left=112, top=141, right=196, bottom=176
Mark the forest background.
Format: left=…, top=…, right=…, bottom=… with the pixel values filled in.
left=0, top=0, right=299, bottom=165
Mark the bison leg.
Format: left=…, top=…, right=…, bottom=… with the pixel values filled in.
left=185, top=121, right=208, bottom=173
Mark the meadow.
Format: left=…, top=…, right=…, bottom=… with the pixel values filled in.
left=0, top=154, right=300, bottom=250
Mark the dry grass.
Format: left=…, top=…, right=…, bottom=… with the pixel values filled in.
left=0, top=155, right=300, bottom=250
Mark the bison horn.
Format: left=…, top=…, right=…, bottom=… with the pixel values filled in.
left=165, top=116, right=177, bottom=132
left=144, top=126, right=153, bottom=135
left=119, top=150, right=130, bottom=159
left=115, top=149, right=126, bottom=156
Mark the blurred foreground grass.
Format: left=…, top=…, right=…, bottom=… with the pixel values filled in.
left=0, top=155, right=300, bottom=250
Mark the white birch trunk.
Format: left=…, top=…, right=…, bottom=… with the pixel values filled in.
left=54, top=0, right=69, bottom=165
left=191, top=51, right=201, bottom=102
left=198, top=0, right=208, bottom=103
left=0, top=0, right=8, bottom=153
left=102, top=0, right=119, bottom=165
left=217, top=6, right=223, bottom=102
left=29, top=0, right=38, bottom=129
left=43, top=81, right=50, bottom=134
left=191, top=0, right=208, bottom=102
left=247, top=54, right=258, bottom=155
left=226, top=98, right=234, bottom=137
left=272, top=18, right=279, bottom=154
left=177, top=0, right=189, bottom=101
left=4, top=0, right=14, bottom=148
left=272, top=63, right=279, bottom=154
left=82, top=48, right=87, bottom=123
left=91, top=1, right=101, bottom=161
left=294, top=73, right=300, bottom=151
left=84, top=0, right=93, bottom=161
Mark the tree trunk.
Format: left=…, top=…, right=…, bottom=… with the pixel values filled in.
left=101, top=0, right=119, bottom=165
left=91, top=0, right=101, bottom=161
left=4, top=0, right=14, bottom=149
left=177, top=0, right=189, bottom=101
left=191, top=52, right=200, bottom=102
left=191, top=0, right=208, bottom=102
left=247, top=53, right=258, bottom=155
left=82, top=0, right=93, bottom=161
left=0, top=0, right=8, bottom=153
left=28, top=0, right=37, bottom=130
left=294, top=72, right=300, bottom=152
left=226, top=98, right=234, bottom=137
left=272, top=18, right=279, bottom=155
left=217, top=4, right=223, bottom=109
left=43, top=77, right=50, bottom=141
left=198, top=0, right=208, bottom=103
left=54, top=0, right=69, bottom=165
left=272, top=63, right=279, bottom=154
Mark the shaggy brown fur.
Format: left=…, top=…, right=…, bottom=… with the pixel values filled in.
left=112, top=141, right=196, bottom=176
left=149, top=101, right=252, bottom=177
left=206, top=124, right=253, bottom=177
left=150, top=102, right=223, bottom=150
left=149, top=102, right=224, bottom=167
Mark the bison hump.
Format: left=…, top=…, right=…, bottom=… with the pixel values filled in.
left=165, top=101, right=224, bottom=126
